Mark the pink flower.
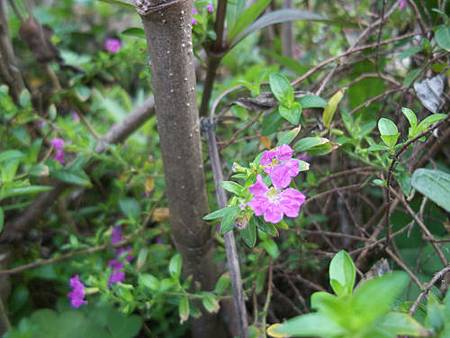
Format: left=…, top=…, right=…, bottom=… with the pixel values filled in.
left=108, top=259, right=124, bottom=270
left=260, top=145, right=299, bottom=189
left=398, top=0, right=408, bottom=10
left=104, top=38, right=122, bottom=54
left=51, top=138, right=65, bottom=164
left=71, top=111, right=80, bottom=123
left=108, top=270, right=125, bottom=286
left=117, top=246, right=134, bottom=262
left=206, top=3, right=214, bottom=13
left=111, top=225, right=123, bottom=244
left=108, top=259, right=126, bottom=286
left=248, top=175, right=305, bottom=224
left=192, top=7, right=198, bottom=25
left=68, top=275, right=87, bottom=308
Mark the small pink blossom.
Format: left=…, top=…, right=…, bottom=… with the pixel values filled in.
left=68, top=275, right=87, bottom=308
left=108, top=259, right=124, bottom=270
left=260, top=145, right=299, bottom=189
left=108, top=267, right=125, bottom=286
left=206, top=3, right=214, bottom=13
left=248, top=175, right=305, bottom=224
left=71, top=111, right=80, bottom=122
left=111, top=225, right=123, bottom=244
left=108, top=258, right=126, bottom=286
left=117, top=246, right=134, bottom=262
left=51, top=138, right=65, bottom=164
left=104, top=38, right=122, bottom=54
left=398, top=0, right=408, bottom=10
left=192, top=8, right=198, bottom=25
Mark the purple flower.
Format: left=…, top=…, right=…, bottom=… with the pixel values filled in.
left=51, top=138, right=65, bottom=164
left=71, top=111, right=80, bottom=123
left=104, top=38, right=122, bottom=54
left=117, top=246, right=134, bottom=262
left=206, top=3, right=214, bottom=13
left=192, top=7, right=198, bottom=25
left=248, top=175, right=305, bottom=224
left=108, top=269, right=125, bottom=286
left=108, top=259, right=124, bottom=270
left=398, top=0, right=408, bottom=10
left=260, top=145, right=299, bottom=189
left=111, top=225, right=123, bottom=244
left=68, top=275, right=87, bottom=308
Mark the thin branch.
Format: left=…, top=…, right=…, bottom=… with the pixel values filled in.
left=409, top=265, right=450, bottom=315
left=203, top=118, right=249, bottom=338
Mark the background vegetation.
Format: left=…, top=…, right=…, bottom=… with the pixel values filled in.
left=0, top=0, right=449, bottom=337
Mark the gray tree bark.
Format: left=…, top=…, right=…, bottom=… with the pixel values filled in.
left=134, top=1, right=227, bottom=337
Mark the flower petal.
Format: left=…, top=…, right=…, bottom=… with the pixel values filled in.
left=270, top=166, right=292, bottom=189
left=249, top=175, right=269, bottom=196
left=263, top=204, right=284, bottom=224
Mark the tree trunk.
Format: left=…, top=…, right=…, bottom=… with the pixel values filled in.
left=134, top=1, right=227, bottom=337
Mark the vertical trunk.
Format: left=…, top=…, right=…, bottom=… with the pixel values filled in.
left=281, top=0, right=294, bottom=58
left=134, top=2, right=227, bottom=337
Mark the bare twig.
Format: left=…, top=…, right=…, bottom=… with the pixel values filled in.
left=409, top=265, right=450, bottom=315
left=203, top=118, right=249, bottom=338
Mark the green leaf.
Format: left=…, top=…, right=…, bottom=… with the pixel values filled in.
left=241, top=218, right=257, bottom=247
left=329, top=250, right=356, bottom=297
left=426, top=295, right=445, bottom=332
left=52, top=169, right=92, bottom=187
left=297, top=160, right=310, bottom=171
left=255, top=217, right=278, bottom=236
left=378, top=118, right=399, bottom=148
left=139, top=274, right=160, bottom=291
left=416, top=113, right=447, bottom=133
left=74, top=85, right=91, bottom=102
left=322, top=90, right=344, bottom=129
left=221, top=181, right=243, bottom=195
left=277, top=127, right=301, bottom=146
left=298, top=95, right=327, bottom=109
left=178, top=296, right=190, bottom=324
left=399, top=46, right=422, bottom=59
left=403, top=68, right=421, bottom=87
left=231, top=9, right=327, bottom=48
left=202, top=293, right=220, bottom=313
left=0, top=150, right=25, bottom=163
left=435, top=25, right=450, bottom=51
left=220, top=206, right=240, bottom=234
left=227, top=0, right=271, bottom=43
left=401, top=107, right=417, bottom=133
left=269, top=73, right=294, bottom=104
left=267, top=313, right=346, bottom=337
left=0, top=185, right=53, bottom=200
left=214, top=273, right=231, bottom=294
left=169, top=254, right=182, bottom=279
left=294, top=137, right=329, bottom=152
left=121, top=27, right=145, bottom=39
left=0, top=207, right=3, bottom=234
left=278, top=103, right=302, bottom=125
left=379, top=312, right=429, bottom=337
left=203, top=206, right=232, bottom=221
left=411, top=168, right=450, bottom=212
left=98, top=0, right=134, bottom=9
left=118, top=198, right=141, bottom=220
left=352, top=272, right=409, bottom=325
left=261, top=239, right=279, bottom=258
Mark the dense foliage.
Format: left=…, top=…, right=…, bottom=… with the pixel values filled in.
left=0, top=0, right=449, bottom=337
